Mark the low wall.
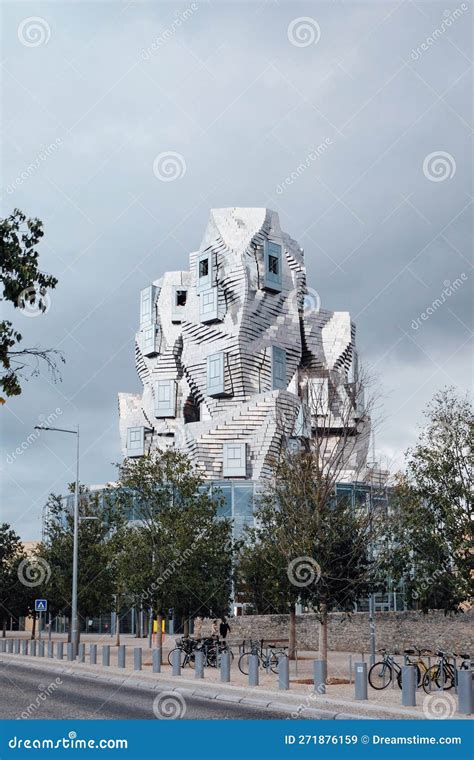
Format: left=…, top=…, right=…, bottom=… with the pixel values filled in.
left=201, top=610, right=472, bottom=653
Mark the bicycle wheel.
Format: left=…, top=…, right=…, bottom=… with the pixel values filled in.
left=422, top=665, right=439, bottom=694
left=434, top=664, right=455, bottom=690
left=238, top=652, right=261, bottom=675
left=167, top=648, right=186, bottom=667
left=368, top=661, right=392, bottom=689
left=269, top=653, right=279, bottom=674
left=397, top=665, right=421, bottom=689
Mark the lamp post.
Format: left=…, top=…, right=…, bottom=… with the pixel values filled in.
left=35, top=424, right=80, bottom=658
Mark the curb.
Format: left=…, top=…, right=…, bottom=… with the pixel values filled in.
left=0, top=654, right=430, bottom=721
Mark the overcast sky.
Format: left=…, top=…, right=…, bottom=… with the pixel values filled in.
left=1, top=0, right=472, bottom=540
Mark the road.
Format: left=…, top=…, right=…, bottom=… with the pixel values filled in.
left=0, top=662, right=301, bottom=720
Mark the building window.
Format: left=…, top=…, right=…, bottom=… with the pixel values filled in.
left=207, top=351, right=225, bottom=397
left=199, top=287, right=219, bottom=323
left=263, top=241, right=282, bottom=292
left=223, top=442, right=247, bottom=477
left=142, top=324, right=159, bottom=357
left=271, top=346, right=286, bottom=389
left=154, top=379, right=177, bottom=418
left=140, top=285, right=156, bottom=326
left=172, top=287, right=187, bottom=322
left=196, top=253, right=213, bottom=292
left=126, top=427, right=145, bottom=457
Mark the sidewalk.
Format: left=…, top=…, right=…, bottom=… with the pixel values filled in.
left=1, top=648, right=470, bottom=721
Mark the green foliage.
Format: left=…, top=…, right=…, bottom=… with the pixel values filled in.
left=113, top=449, right=233, bottom=620
left=384, top=388, right=473, bottom=613
left=0, top=209, right=62, bottom=400
left=0, top=523, right=33, bottom=631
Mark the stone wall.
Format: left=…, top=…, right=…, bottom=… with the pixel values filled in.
left=201, top=610, right=472, bottom=653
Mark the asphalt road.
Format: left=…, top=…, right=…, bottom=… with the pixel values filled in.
left=0, top=663, right=299, bottom=720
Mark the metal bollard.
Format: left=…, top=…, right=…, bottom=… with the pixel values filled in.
left=401, top=665, right=416, bottom=707
left=38, top=641, right=45, bottom=657
left=313, top=659, right=327, bottom=695
left=6, top=639, right=13, bottom=654
left=195, top=650, right=204, bottom=679
left=457, top=669, right=473, bottom=715
left=220, top=651, right=230, bottom=683
left=57, top=642, right=64, bottom=660
left=90, top=644, right=97, bottom=665
left=47, top=641, right=54, bottom=658
left=102, top=645, right=110, bottom=666
left=134, top=647, right=142, bottom=672
left=172, top=648, right=181, bottom=676
left=30, top=640, right=37, bottom=657
left=118, top=645, right=126, bottom=668
left=22, top=639, right=28, bottom=656
left=248, top=654, right=259, bottom=686
left=14, top=639, right=20, bottom=654
left=67, top=642, right=74, bottom=661
left=278, top=655, right=289, bottom=690
left=78, top=643, right=85, bottom=663
left=354, top=662, right=368, bottom=700
left=152, top=648, right=161, bottom=673
left=0, top=640, right=5, bottom=653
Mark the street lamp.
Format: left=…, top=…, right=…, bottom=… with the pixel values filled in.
left=35, top=424, right=80, bottom=658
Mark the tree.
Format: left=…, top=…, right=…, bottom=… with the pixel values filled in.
left=384, top=388, right=473, bottom=613
left=38, top=486, right=124, bottom=639
left=0, top=209, right=63, bottom=401
left=0, top=524, right=28, bottom=636
left=113, top=449, right=233, bottom=647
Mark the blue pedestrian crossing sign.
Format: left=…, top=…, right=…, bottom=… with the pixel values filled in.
left=35, top=599, right=47, bottom=612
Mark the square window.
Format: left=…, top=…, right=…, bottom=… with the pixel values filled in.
left=196, top=253, right=213, bottom=292
left=200, top=287, right=219, bottom=323
left=154, top=380, right=176, bottom=418
left=207, top=352, right=226, bottom=396
left=176, top=290, right=187, bottom=306
left=199, top=259, right=209, bottom=278
left=127, top=427, right=145, bottom=457
left=263, top=241, right=282, bottom=292
left=271, top=346, right=286, bottom=390
left=268, top=255, right=279, bottom=275
left=223, top=442, right=247, bottom=477
left=142, top=325, right=159, bottom=356
left=172, top=287, right=187, bottom=322
left=140, top=285, right=156, bottom=326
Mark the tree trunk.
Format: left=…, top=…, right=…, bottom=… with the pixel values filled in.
left=134, top=608, right=139, bottom=637
left=318, top=603, right=328, bottom=663
left=288, top=605, right=296, bottom=660
left=2, top=620, right=6, bottom=638
left=31, top=613, right=36, bottom=640
left=183, top=617, right=189, bottom=637
left=115, top=612, right=120, bottom=646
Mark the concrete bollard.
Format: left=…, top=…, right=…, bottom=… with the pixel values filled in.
left=118, top=645, right=126, bottom=668
left=78, top=643, right=85, bottom=663
left=57, top=642, right=64, bottom=660
left=457, top=669, right=473, bottom=715
left=134, top=647, right=142, bottom=672
left=14, top=639, right=20, bottom=654
left=313, top=659, right=327, bottom=695
left=38, top=641, right=45, bottom=657
left=220, top=651, right=231, bottom=683
left=90, top=644, right=97, bottom=665
left=6, top=639, right=13, bottom=654
left=21, top=639, right=28, bottom=656
left=152, top=648, right=161, bottom=673
left=47, top=641, right=54, bottom=658
left=195, top=650, right=204, bottom=679
left=102, top=645, right=110, bottom=666
left=0, top=640, right=5, bottom=653
left=172, top=648, right=181, bottom=676
left=354, top=662, right=368, bottom=700
left=249, top=654, right=259, bottom=686
left=401, top=665, right=417, bottom=707
left=278, top=655, right=289, bottom=690
left=67, top=642, right=74, bottom=661
left=30, top=640, right=37, bottom=657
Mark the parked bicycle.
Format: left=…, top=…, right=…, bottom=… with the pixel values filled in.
left=368, top=646, right=430, bottom=690
left=238, top=639, right=287, bottom=676
left=422, top=651, right=471, bottom=694
left=167, top=636, right=198, bottom=668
